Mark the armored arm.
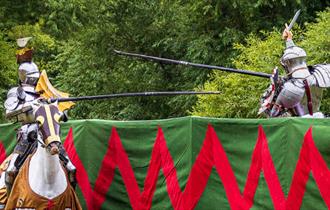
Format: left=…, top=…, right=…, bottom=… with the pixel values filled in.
left=308, top=64, right=330, bottom=88
left=4, top=86, right=38, bottom=122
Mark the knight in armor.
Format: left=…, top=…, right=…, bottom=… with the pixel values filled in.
left=3, top=37, right=77, bottom=194
left=266, top=25, right=330, bottom=117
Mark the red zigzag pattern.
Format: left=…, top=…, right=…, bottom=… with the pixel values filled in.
left=0, top=143, right=6, bottom=164
left=63, top=125, right=330, bottom=210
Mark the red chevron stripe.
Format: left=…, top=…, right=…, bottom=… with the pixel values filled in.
left=63, top=128, right=94, bottom=210
left=177, top=124, right=245, bottom=210
left=242, top=126, right=285, bottom=210
left=64, top=125, right=330, bottom=210
left=0, top=142, right=6, bottom=164
left=92, top=127, right=117, bottom=209
left=286, top=128, right=330, bottom=209
left=64, top=127, right=145, bottom=210
left=93, top=127, right=142, bottom=209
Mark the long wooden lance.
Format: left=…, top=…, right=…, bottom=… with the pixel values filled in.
left=114, top=50, right=272, bottom=79
left=48, top=91, right=220, bottom=103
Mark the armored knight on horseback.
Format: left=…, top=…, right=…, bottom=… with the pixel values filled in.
left=259, top=23, right=330, bottom=118
left=2, top=37, right=77, bottom=195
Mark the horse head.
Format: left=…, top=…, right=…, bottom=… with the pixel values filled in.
left=34, top=103, right=64, bottom=155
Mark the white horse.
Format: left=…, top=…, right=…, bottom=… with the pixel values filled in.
left=0, top=104, right=81, bottom=210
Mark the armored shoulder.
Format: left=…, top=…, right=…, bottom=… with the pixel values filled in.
left=4, top=87, right=22, bottom=112
left=309, top=64, right=330, bottom=88
left=4, top=86, right=37, bottom=122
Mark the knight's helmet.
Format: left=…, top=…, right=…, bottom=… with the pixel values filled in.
left=280, top=42, right=308, bottom=76
left=18, top=62, right=40, bottom=86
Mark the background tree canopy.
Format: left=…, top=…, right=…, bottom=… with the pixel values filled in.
left=0, top=0, right=329, bottom=122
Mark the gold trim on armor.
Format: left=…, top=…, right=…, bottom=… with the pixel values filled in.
left=54, top=113, right=61, bottom=123
left=45, top=105, right=56, bottom=138
left=45, top=135, right=61, bottom=145
left=36, top=116, right=45, bottom=126
left=16, top=47, right=32, bottom=56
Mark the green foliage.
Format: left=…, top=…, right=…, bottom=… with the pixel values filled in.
left=0, top=1, right=329, bottom=122
left=300, top=8, right=330, bottom=64
left=43, top=0, right=88, bottom=37
left=0, top=0, right=87, bottom=37
left=193, top=8, right=330, bottom=118
left=0, top=32, right=17, bottom=121
left=51, top=1, right=207, bottom=120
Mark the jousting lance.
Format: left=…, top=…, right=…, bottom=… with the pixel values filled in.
left=48, top=91, right=221, bottom=103
left=114, top=50, right=272, bottom=79
left=114, top=10, right=301, bottom=80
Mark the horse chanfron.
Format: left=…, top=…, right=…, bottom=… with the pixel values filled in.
left=35, top=104, right=63, bottom=155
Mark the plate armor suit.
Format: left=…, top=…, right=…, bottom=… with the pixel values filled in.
left=264, top=27, right=330, bottom=117
left=3, top=37, right=77, bottom=194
